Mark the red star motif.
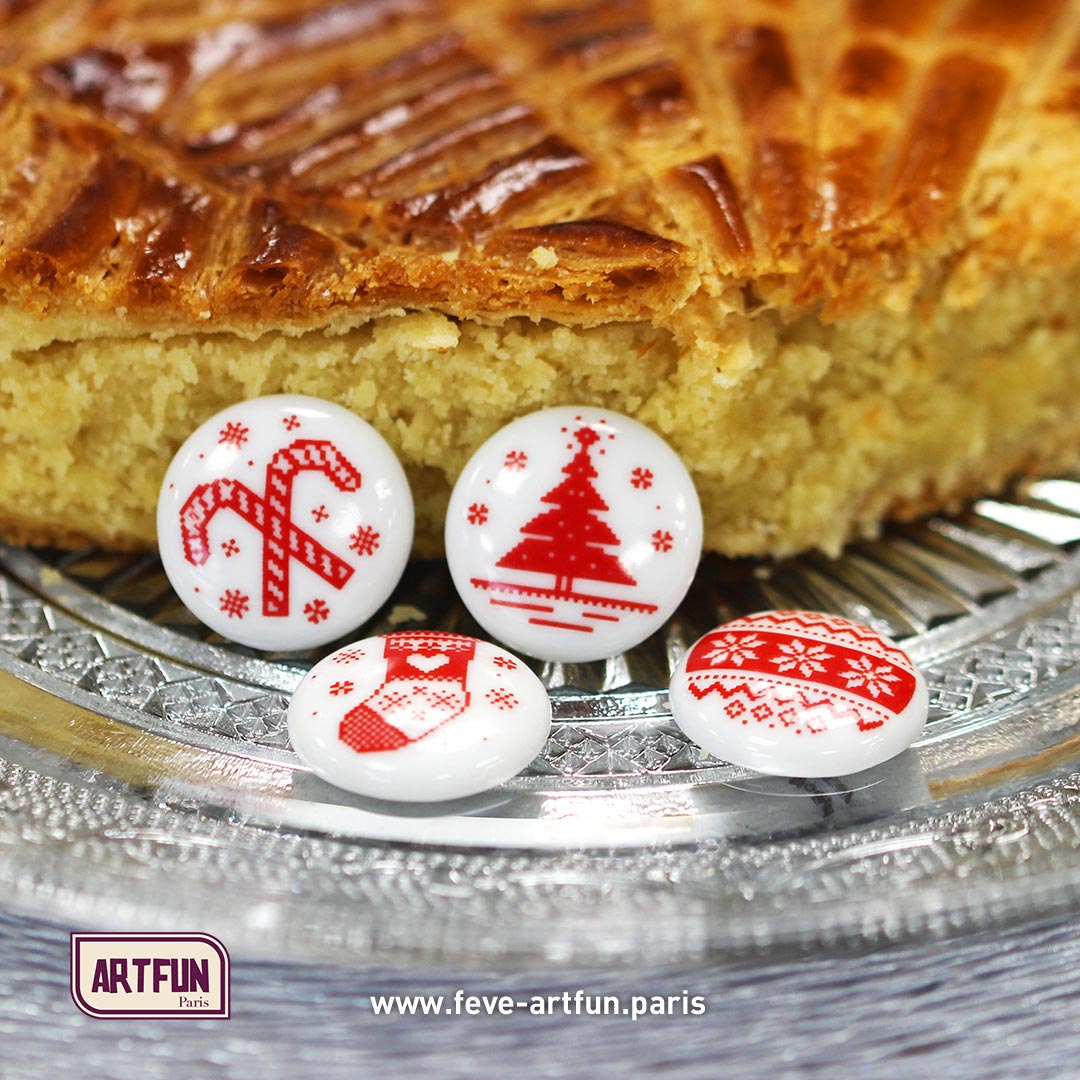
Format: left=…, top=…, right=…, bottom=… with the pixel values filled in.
left=219, top=589, right=249, bottom=619
left=485, top=687, right=519, bottom=711
left=467, top=503, right=489, bottom=526
left=220, top=538, right=240, bottom=557
left=504, top=450, right=528, bottom=471
left=311, top=505, right=329, bottom=523
left=492, top=655, right=518, bottom=670
left=218, top=422, right=249, bottom=448
left=283, top=414, right=301, bottom=431
left=329, top=680, right=354, bottom=696
left=348, top=525, right=381, bottom=557
left=651, top=530, right=674, bottom=552
left=304, top=599, right=330, bottom=624
left=630, top=467, right=653, bottom=490
left=332, top=648, right=366, bottom=664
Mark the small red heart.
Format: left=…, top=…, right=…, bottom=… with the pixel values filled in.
left=407, top=653, right=449, bottom=673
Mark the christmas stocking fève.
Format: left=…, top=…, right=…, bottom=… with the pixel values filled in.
left=338, top=634, right=478, bottom=754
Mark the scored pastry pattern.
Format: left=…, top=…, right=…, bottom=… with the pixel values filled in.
left=0, top=0, right=1077, bottom=325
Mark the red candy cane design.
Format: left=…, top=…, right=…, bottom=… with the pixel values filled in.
left=179, top=439, right=362, bottom=617
left=261, top=441, right=362, bottom=616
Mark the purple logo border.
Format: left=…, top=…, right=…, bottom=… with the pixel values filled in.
left=70, top=932, right=231, bottom=1019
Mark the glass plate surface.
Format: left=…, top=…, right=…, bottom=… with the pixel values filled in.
left=0, top=476, right=1079, bottom=964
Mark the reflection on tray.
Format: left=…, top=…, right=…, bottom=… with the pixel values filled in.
left=287, top=750, right=930, bottom=849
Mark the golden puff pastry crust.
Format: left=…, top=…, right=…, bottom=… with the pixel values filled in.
left=0, top=0, right=1078, bottom=557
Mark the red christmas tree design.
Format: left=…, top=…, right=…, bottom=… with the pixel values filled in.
left=469, top=424, right=658, bottom=629
left=495, top=427, right=636, bottom=596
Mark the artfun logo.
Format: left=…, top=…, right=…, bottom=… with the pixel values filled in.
left=70, top=933, right=230, bottom=1019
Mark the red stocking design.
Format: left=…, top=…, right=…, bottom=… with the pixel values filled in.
left=339, top=633, right=478, bottom=754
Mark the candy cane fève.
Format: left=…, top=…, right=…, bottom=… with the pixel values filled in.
left=179, top=439, right=362, bottom=617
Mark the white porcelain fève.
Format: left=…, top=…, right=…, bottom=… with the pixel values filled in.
left=287, top=631, right=552, bottom=801
left=157, top=395, right=413, bottom=649
left=669, top=611, right=929, bottom=778
left=445, top=406, right=703, bottom=662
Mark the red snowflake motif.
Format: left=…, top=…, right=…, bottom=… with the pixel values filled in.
left=485, top=687, right=519, bottom=711
left=283, top=414, right=301, bottom=431
left=492, top=655, right=518, bottom=670
left=218, top=422, right=249, bottom=448
left=332, top=647, right=366, bottom=664
left=651, top=530, right=674, bottom=552
left=348, top=525, right=381, bottom=557
left=219, top=589, right=250, bottom=619
left=304, top=599, right=330, bottom=624
left=220, top=538, right=240, bottom=558
left=467, top=503, right=489, bottom=526
left=630, top=467, right=654, bottom=490
left=504, top=450, right=528, bottom=471
left=329, top=680, right=354, bottom=696
left=311, top=505, right=329, bottom=524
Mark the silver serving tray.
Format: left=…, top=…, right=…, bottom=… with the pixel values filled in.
left=0, top=476, right=1079, bottom=964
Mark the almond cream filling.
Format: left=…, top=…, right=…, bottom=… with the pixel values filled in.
left=0, top=264, right=1077, bottom=556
